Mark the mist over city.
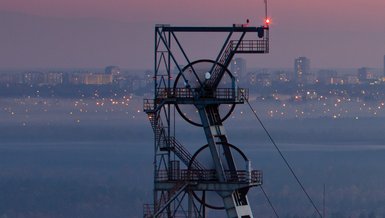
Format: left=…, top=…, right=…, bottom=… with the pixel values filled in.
left=1, top=0, right=385, bottom=218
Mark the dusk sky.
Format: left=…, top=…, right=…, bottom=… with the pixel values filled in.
left=1, top=0, right=385, bottom=69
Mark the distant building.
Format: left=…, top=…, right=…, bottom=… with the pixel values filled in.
left=317, top=70, right=337, bottom=84
left=246, top=72, right=257, bottom=85
left=84, top=73, right=113, bottom=85
left=345, top=75, right=359, bottom=84
left=357, top=67, right=374, bottom=83
left=131, top=77, right=148, bottom=91
left=271, top=71, right=289, bottom=83
left=358, top=67, right=368, bottom=82
left=256, top=73, right=271, bottom=87
left=68, top=73, right=85, bottom=85
left=303, top=73, right=317, bottom=84
left=23, top=71, right=45, bottom=85
left=294, top=57, right=310, bottom=83
left=0, top=72, right=22, bottom=85
left=230, top=58, right=246, bottom=81
left=330, top=76, right=345, bottom=85
left=45, top=72, right=63, bottom=85
left=383, top=55, right=385, bottom=76
left=105, top=66, right=121, bottom=75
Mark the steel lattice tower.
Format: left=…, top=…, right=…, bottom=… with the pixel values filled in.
left=143, top=23, right=269, bottom=217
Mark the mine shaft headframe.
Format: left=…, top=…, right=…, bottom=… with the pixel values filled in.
left=145, top=24, right=270, bottom=218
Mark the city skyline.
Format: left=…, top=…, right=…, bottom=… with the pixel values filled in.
left=0, top=0, right=384, bottom=69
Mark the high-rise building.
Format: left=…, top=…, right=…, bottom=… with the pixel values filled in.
left=383, top=55, right=385, bottom=76
left=294, top=56, right=310, bottom=83
left=358, top=67, right=369, bottom=82
left=230, top=57, right=246, bottom=81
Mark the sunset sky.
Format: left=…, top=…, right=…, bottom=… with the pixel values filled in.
left=1, top=0, right=385, bottom=69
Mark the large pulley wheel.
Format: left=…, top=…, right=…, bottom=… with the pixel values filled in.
left=173, top=59, right=236, bottom=126
left=188, top=143, right=250, bottom=210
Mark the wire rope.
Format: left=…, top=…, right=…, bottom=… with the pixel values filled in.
left=243, top=96, right=322, bottom=218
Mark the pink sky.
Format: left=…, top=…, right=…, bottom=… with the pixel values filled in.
left=1, top=0, right=385, bottom=69
left=3, top=0, right=385, bottom=25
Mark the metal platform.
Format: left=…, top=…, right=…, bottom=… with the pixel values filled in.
left=155, top=169, right=263, bottom=187
left=143, top=87, right=249, bottom=112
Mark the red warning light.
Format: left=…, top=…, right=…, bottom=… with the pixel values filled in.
left=265, top=18, right=271, bottom=26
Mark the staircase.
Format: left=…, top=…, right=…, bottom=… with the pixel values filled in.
left=147, top=112, right=167, bottom=149
left=147, top=112, right=205, bottom=171
left=206, top=39, right=268, bottom=88
left=205, top=41, right=234, bottom=88
left=167, top=137, right=205, bottom=171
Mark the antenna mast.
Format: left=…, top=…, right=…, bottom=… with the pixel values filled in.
left=265, top=0, right=268, bottom=20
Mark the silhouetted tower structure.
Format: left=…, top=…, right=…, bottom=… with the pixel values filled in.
left=143, top=21, right=269, bottom=217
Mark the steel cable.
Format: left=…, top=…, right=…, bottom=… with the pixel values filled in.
left=243, top=97, right=322, bottom=218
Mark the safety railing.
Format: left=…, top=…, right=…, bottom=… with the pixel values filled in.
left=155, top=169, right=262, bottom=184
left=155, top=88, right=249, bottom=101
left=230, top=40, right=269, bottom=53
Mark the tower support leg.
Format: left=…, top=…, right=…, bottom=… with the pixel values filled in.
left=198, top=105, right=254, bottom=218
